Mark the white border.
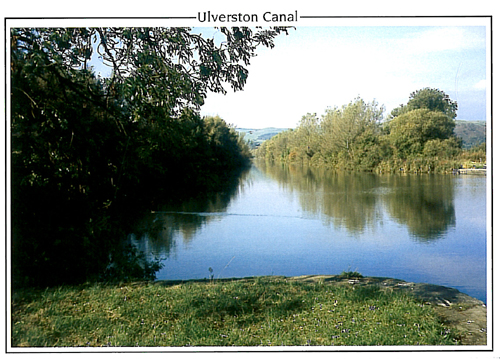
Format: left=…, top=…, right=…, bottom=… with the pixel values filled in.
left=2, top=3, right=495, bottom=358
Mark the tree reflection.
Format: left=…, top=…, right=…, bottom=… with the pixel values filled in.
left=382, top=174, right=456, bottom=241
left=257, top=161, right=456, bottom=241
left=259, top=163, right=383, bottom=233
left=319, top=171, right=383, bottom=233
left=132, top=161, right=458, bottom=263
left=129, top=167, right=251, bottom=256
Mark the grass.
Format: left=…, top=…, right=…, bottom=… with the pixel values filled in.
left=11, top=276, right=461, bottom=347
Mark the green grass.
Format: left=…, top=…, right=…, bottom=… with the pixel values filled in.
left=11, top=277, right=460, bottom=347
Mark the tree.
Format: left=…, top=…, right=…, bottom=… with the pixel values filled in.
left=293, top=113, right=320, bottom=159
left=350, top=128, right=390, bottom=170
left=387, top=108, right=456, bottom=158
left=203, top=115, right=250, bottom=169
left=11, top=27, right=289, bottom=287
left=255, top=98, right=386, bottom=168
left=11, top=58, right=127, bottom=286
left=422, top=138, right=461, bottom=159
left=321, top=98, right=384, bottom=158
left=390, top=87, right=458, bottom=119
left=386, top=88, right=459, bottom=160
left=407, top=88, right=458, bottom=119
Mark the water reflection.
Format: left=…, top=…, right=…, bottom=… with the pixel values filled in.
left=383, top=175, right=456, bottom=241
left=258, top=162, right=456, bottom=241
left=129, top=167, right=251, bottom=256
left=128, top=161, right=485, bottom=302
left=130, top=162, right=459, bottom=260
left=130, top=163, right=455, bottom=256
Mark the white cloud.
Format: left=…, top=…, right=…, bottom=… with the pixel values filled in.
left=401, top=27, right=485, bottom=54
left=201, top=26, right=487, bottom=128
left=473, top=79, right=487, bottom=90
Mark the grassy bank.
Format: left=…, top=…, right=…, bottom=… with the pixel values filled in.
left=11, top=275, right=461, bottom=347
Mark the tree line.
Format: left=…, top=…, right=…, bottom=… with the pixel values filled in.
left=10, top=27, right=289, bottom=287
left=255, top=88, right=486, bottom=173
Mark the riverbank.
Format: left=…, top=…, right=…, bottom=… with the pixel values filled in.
left=285, top=275, right=487, bottom=346
left=11, top=274, right=486, bottom=348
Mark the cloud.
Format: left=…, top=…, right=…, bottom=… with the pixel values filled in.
left=400, top=27, right=485, bottom=54
left=473, top=79, right=487, bottom=90
left=201, top=26, right=487, bottom=128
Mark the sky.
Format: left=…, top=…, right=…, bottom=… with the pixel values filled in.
left=21, top=17, right=488, bottom=131
left=199, top=23, right=489, bottom=129
left=3, top=11, right=490, bottom=133
left=49, top=18, right=489, bottom=130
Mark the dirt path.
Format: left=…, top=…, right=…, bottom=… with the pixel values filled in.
left=287, top=275, right=488, bottom=346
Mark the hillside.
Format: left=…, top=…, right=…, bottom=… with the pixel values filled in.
left=454, top=120, right=487, bottom=148
left=237, top=127, right=290, bottom=147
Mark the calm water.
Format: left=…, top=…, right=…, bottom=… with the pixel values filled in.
left=130, top=162, right=488, bottom=303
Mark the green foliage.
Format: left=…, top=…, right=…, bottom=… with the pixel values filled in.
left=390, top=87, right=458, bottom=120
left=11, top=39, right=128, bottom=286
left=11, top=27, right=287, bottom=287
left=460, top=142, right=487, bottom=164
left=387, top=109, right=456, bottom=158
left=255, top=97, right=386, bottom=169
left=256, top=89, right=472, bottom=174
left=203, top=115, right=250, bottom=169
left=321, top=98, right=384, bottom=157
left=423, top=138, right=461, bottom=159
left=350, top=129, right=391, bottom=171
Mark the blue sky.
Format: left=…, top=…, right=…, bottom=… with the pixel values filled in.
left=7, top=16, right=488, bottom=131
left=200, top=24, right=489, bottom=129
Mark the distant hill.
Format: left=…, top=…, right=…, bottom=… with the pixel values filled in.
left=454, top=120, right=487, bottom=148
left=237, top=127, right=291, bottom=147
